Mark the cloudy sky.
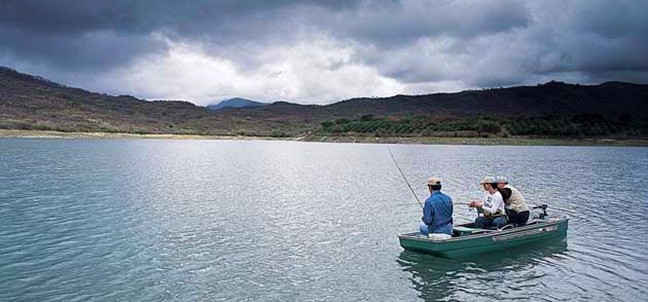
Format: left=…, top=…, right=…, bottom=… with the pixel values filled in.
left=1, top=0, right=646, bottom=105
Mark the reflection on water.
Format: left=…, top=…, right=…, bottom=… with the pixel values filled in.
left=397, top=240, right=568, bottom=301
left=1, top=139, right=647, bottom=301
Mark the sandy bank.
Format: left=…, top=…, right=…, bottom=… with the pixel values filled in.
left=1, top=129, right=647, bottom=146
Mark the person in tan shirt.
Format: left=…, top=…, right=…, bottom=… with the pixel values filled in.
left=496, top=176, right=530, bottom=226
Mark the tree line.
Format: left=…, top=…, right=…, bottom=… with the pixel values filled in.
left=319, top=114, right=647, bottom=138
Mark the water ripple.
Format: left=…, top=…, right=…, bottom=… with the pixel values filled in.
left=0, top=139, right=647, bottom=301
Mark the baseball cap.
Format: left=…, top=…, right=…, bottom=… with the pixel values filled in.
left=427, top=177, right=442, bottom=185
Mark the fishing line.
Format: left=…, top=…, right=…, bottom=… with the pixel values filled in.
left=387, top=146, right=423, bottom=209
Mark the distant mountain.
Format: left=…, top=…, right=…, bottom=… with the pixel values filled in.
left=207, top=98, right=267, bottom=111
left=1, top=66, right=647, bottom=138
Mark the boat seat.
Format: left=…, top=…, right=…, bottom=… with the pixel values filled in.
left=453, top=226, right=483, bottom=236
left=499, top=224, right=516, bottom=230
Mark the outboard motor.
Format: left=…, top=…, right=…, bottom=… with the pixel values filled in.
left=531, top=204, right=549, bottom=219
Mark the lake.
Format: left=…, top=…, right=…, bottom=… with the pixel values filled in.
left=1, top=138, right=647, bottom=301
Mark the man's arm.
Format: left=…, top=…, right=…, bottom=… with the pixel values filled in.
left=422, top=199, right=435, bottom=225
left=499, top=188, right=512, bottom=200
left=498, top=188, right=512, bottom=206
left=449, top=197, right=454, bottom=224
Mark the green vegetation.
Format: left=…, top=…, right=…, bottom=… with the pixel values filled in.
left=318, top=114, right=648, bottom=138
left=320, top=114, right=508, bottom=137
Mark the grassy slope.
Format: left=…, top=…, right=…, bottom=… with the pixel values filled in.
left=1, top=66, right=647, bottom=141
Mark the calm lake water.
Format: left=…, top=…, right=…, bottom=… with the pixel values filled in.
left=1, top=138, right=647, bottom=301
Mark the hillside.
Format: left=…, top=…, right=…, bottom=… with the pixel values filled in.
left=0, top=67, right=297, bottom=135
left=0, top=67, right=212, bottom=133
left=1, top=66, right=647, bottom=138
left=309, top=81, right=648, bottom=138
left=316, top=81, right=648, bottom=119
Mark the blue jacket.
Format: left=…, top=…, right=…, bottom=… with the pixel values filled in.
left=422, top=191, right=453, bottom=235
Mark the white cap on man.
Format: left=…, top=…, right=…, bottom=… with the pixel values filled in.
left=427, top=177, right=442, bottom=186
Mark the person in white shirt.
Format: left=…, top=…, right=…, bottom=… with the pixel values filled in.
left=469, top=176, right=508, bottom=229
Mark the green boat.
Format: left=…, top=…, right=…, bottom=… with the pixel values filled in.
left=398, top=205, right=568, bottom=258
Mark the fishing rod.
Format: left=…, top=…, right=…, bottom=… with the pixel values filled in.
left=387, top=146, right=423, bottom=209
left=387, top=146, right=475, bottom=210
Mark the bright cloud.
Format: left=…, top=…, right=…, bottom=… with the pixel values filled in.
left=93, top=35, right=403, bottom=105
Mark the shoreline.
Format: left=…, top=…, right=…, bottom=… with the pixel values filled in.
left=1, top=129, right=647, bottom=147
left=0, top=129, right=256, bottom=140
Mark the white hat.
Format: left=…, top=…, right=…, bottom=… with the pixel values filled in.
left=480, top=176, right=496, bottom=185
left=427, top=177, right=442, bottom=185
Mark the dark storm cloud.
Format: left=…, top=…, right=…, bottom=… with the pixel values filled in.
left=568, top=0, right=647, bottom=39
left=0, top=0, right=530, bottom=59
left=361, top=0, right=648, bottom=88
left=0, top=26, right=165, bottom=70
left=320, top=0, right=531, bottom=46
left=0, top=0, right=363, bottom=34
left=0, top=0, right=646, bottom=102
left=563, top=0, right=648, bottom=71
left=0, top=0, right=364, bottom=70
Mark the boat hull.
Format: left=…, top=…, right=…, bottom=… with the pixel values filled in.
left=398, top=218, right=568, bottom=258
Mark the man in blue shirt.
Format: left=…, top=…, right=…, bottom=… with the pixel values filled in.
left=419, top=177, right=453, bottom=239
